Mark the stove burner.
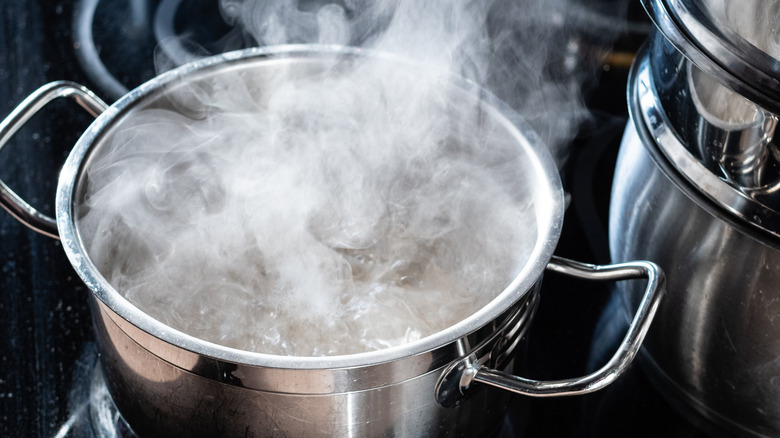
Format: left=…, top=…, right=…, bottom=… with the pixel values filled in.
left=73, top=0, right=249, bottom=101
left=153, top=0, right=252, bottom=70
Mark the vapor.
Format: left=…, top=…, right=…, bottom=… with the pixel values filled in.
left=80, top=0, right=627, bottom=355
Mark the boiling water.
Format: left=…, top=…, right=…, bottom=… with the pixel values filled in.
left=77, top=59, right=539, bottom=356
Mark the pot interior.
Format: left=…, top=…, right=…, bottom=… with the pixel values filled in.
left=61, top=46, right=563, bottom=365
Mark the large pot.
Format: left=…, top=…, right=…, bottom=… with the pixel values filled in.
left=610, top=1, right=780, bottom=434
left=0, top=45, right=663, bottom=437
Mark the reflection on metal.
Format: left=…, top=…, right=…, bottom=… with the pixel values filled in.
left=640, top=38, right=780, bottom=236
left=466, top=257, right=664, bottom=398
left=642, top=0, right=780, bottom=113
left=610, top=44, right=780, bottom=436
left=0, top=81, right=107, bottom=239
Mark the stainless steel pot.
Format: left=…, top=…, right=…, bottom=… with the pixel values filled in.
left=0, top=45, right=663, bottom=437
left=610, top=1, right=780, bottom=433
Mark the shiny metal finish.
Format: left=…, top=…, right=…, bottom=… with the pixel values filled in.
left=610, top=51, right=780, bottom=437
left=0, top=45, right=664, bottom=436
left=642, top=0, right=780, bottom=113
left=91, top=288, right=536, bottom=437
left=0, top=81, right=108, bottom=239
left=442, top=256, right=664, bottom=399
left=641, top=0, right=780, bottom=230
left=645, top=33, right=780, bottom=237
left=686, top=62, right=779, bottom=190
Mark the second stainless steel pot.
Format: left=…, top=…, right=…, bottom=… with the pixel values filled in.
left=611, top=43, right=780, bottom=437
left=611, top=0, right=780, bottom=435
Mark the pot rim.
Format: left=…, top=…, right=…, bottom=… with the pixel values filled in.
left=642, top=0, right=780, bottom=113
left=55, top=44, right=564, bottom=370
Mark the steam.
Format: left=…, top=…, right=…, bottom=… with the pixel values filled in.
left=156, top=0, right=630, bottom=161
left=80, top=0, right=626, bottom=356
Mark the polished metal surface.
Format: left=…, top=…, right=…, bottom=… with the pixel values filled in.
left=641, top=0, right=780, bottom=113
left=435, top=287, right=539, bottom=409
left=56, top=44, right=565, bottom=371
left=686, top=62, right=779, bottom=190
left=640, top=0, right=780, bottom=223
left=447, top=256, right=664, bottom=398
left=642, top=35, right=780, bottom=237
left=610, top=51, right=780, bottom=437
left=91, top=289, right=533, bottom=437
left=0, top=81, right=108, bottom=239
left=53, top=45, right=568, bottom=436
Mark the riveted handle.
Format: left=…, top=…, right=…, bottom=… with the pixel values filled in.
left=0, top=81, right=108, bottom=239
left=436, top=256, right=665, bottom=405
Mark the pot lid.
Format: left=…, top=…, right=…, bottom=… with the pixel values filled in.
left=642, top=0, right=780, bottom=113
left=632, top=47, right=780, bottom=239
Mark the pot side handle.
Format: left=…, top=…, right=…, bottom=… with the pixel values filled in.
left=436, top=256, right=665, bottom=406
left=0, top=81, right=108, bottom=239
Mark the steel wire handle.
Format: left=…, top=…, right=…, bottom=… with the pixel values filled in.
left=436, top=255, right=665, bottom=405
left=475, top=256, right=664, bottom=396
left=0, top=81, right=108, bottom=239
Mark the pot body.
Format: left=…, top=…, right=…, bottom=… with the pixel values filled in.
left=89, top=290, right=533, bottom=438
left=610, top=51, right=780, bottom=437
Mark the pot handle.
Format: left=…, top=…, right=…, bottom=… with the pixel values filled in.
left=0, top=81, right=108, bottom=239
left=436, top=255, right=664, bottom=406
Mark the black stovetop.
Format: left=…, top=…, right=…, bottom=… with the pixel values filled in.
left=0, top=1, right=714, bottom=437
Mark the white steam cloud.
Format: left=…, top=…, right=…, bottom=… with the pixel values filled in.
left=80, top=0, right=626, bottom=356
